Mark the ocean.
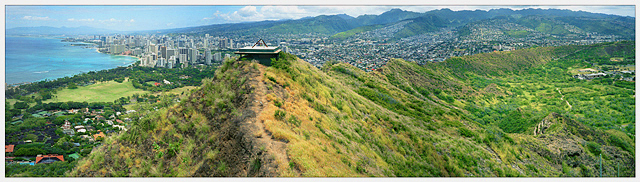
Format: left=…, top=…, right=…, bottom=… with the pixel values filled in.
left=5, top=36, right=138, bottom=85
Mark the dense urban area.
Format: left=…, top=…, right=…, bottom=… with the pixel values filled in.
left=59, top=19, right=624, bottom=72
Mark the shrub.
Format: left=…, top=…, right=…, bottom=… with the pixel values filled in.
left=13, top=147, right=46, bottom=156
left=459, top=128, right=476, bottom=138
left=287, top=116, right=301, bottom=127
left=274, top=110, right=286, bottom=121
left=271, top=58, right=291, bottom=71
left=268, top=76, right=277, bottom=83
left=274, top=100, right=283, bottom=107
left=14, top=101, right=29, bottom=109
left=67, top=83, right=78, bottom=89
left=585, top=142, right=602, bottom=155
left=608, top=135, right=633, bottom=154
left=312, top=102, right=327, bottom=114
left=114, top=77, right=125, bottom=83
left=250, top=158, right=261, bottom=174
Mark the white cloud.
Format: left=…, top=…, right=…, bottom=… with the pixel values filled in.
left=68, top=18, right=95, bottom=22
left=130, top=19, right=135, bottom=23
left=22, top=16, right=52, bottom=21
left=99, top=18, right=120, bottom=23
left=237, top=6, right=260, bottom=17
left=204, top=6, right=348, bottom=23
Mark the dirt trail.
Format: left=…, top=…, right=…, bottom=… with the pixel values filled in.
left=246, top=64, right=292, bottom=176
left=556, top=88, right=572, bottom=110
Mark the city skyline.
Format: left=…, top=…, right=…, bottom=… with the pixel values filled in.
left=5, top=5, right=636, bottom=32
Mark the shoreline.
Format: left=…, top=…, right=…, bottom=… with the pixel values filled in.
left=6, top=38, right=140, bottom=87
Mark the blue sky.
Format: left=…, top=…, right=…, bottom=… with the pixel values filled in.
left=5, top=5, right=635, bottom=31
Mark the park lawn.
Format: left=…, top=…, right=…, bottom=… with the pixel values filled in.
left=6, top=98, right=19, bottom=106
left=6, top=98, right=39, bottom=107
left=122, top=86, right=199, bottom=110
left=45, top=79, right=149, bottom=103
left=153, top=86, right=198, bottom=97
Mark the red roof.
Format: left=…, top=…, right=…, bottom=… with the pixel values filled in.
left=35, top=154, right=64, bottom=164
left=5, top=145, right=15, bottom=153
left=93, top=132, right=106, bottom=140
left=154, top=82, right=161, bottom=86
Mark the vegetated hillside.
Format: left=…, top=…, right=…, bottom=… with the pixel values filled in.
left=439, top=44, right=582, bottom=78
left=330, top=24, right=385, bottom=40
left=70, top=43, right=634, bottom=177
left=264, top=15, right=356, bottom=35
left=393, top=15, right=449, bottom=39
left=350, top=8, right=424, bottom=27
left=176, top=14, right=357, bottom=36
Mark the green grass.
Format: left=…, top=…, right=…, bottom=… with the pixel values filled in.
left=45, top=79, right=149, bottom=103
left=331, top=24, right=384, bottom=40
left=505, top=30, right=531, bottom=38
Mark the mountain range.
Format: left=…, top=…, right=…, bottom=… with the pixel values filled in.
left=7, top=8, right=635, bottom=39
left=169, top=8, right=634, bottom=39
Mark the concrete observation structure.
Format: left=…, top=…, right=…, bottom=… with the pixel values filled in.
left=234, top=39, right=281, bottom=66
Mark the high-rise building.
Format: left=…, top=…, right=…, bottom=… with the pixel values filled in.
left=166, top=49, right=176, bottom=59
left=219, top=38, right=233, bottom=49
left=144, top=55, right=154, bottom=67
left=205, top=49, right=212, bottom=65
left=179, top=48, right=189, bottom=55
left=179, top=54, right=188, bottom=68
left=160, top=46, right=167, bottom=59
left=147, top=44, right=156, bottom=54
left=157, top=57, right=165, bottom=67
left=189, top=48, right=198, bottom=64
left=214, top=52, right=222, bottom=62
left=218, top=39, right=226, bottom=49
left=110, top=44, right=125, bottom=54
left=133, top=48, right=142, bottom=56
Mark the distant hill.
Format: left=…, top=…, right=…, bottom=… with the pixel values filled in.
left=350, top=8, right=424, bottom=27
left=393, top=14, right=449, bottom=39
left=6, top=26, right=118, bottom=35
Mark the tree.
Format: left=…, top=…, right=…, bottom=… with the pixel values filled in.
left=14, top=102, right=29, bottom=109
left=60, top=102, right=69, bottom=110
left=25, top=134, right=38, bottom=141
left=67, top=83, right=78, bottom=89
left=13, top=148, right=46, bottom=156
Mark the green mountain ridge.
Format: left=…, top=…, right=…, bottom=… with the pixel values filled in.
left=69, top=42, right=635, bottom=177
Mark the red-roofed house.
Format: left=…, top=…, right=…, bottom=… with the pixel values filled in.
left=35, top=154, right=64, bottom=164
left=93, top=131, right=106, bottom=141
left=5, top=145, right=15, bottom=153
left=154, top=82, right=161, bottom=86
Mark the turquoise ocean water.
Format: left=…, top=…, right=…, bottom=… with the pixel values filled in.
left=5, top=36, right=138, bottom=85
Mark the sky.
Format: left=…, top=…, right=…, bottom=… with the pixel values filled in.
left=4, top=5, right=636, bottom=31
